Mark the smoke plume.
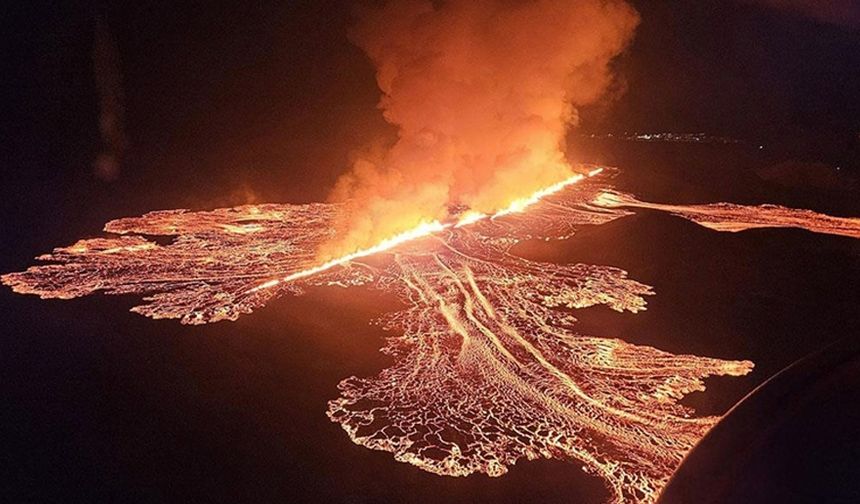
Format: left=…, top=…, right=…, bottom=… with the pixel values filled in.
left=319, top=0, right=638, bottom=260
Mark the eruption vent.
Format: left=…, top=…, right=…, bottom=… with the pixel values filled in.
left=320, top=0, right=639, bottom=260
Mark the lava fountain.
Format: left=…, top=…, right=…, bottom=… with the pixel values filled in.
left=6, top=167, right=859, bottom=503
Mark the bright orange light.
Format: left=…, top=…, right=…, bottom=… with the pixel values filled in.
left=489, top=169, right=600, bottom=219
left=248, top=219, right=447, bottom=293
left=454, top=210, right=487, bottom=228
left=454, top=168, right=604, bottom=227
left=252, top=168, right=605, bottom=292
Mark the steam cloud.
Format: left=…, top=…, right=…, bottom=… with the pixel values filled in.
left=319, top=0, right=638, bottom=260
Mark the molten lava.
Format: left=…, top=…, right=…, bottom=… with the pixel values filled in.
left=249, top=219, right=447, bottom=292
left=250, top=170, right=604, bottom=294
left=4, top=168, right=859, bottom=503
left=594, top=190, right=860, bottom=238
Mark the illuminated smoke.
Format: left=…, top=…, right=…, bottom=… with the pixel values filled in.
left=92, top=16, right=126, bottom=181
left=319, top=0, right=639, bottom=260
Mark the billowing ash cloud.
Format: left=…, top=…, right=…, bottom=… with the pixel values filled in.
left=319, top=0, right=638, bottom=260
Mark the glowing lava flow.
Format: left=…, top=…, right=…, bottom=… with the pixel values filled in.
left=492, top=167, right=602, bottom=218
left=4, top=168, right=858, bottom=503
left=248, top=219, right=447, bottom=293
left=455, top=168, right=603, bottom=226
left=594, top=190, right=860, bottom=238
left=251, top=169, right=602, bottom=293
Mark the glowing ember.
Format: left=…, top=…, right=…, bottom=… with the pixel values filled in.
left=5, top=169, right=859, bottom=503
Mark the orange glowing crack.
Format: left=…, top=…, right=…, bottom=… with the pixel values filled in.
left=490, top=167, right=602, bottom=219
left=247, top=219, right=447, bottom=292
left=455, top=168, right=604, bottom=227
left=249, top=168, right=603, bottom=293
